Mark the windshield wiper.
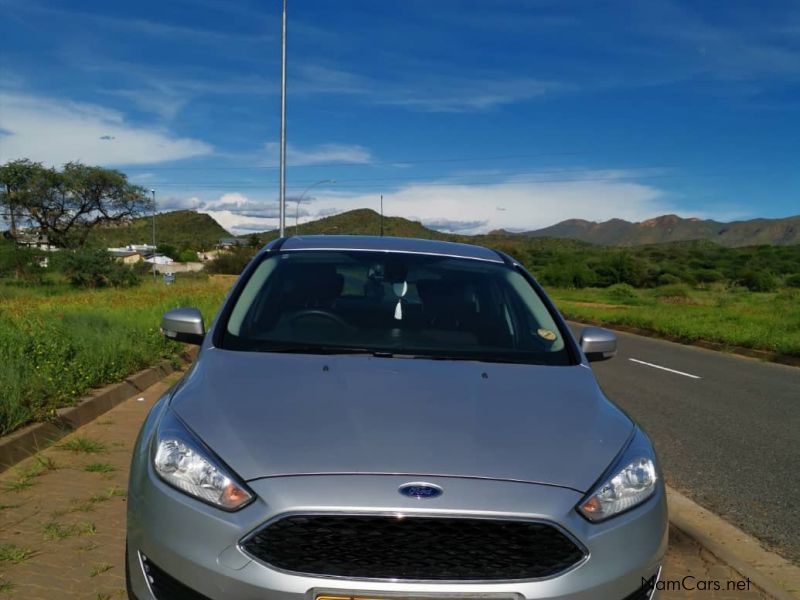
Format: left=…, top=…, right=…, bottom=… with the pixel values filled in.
left=256, top=345, right=386, bottom=356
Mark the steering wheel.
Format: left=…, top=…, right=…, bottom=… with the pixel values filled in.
left=286, top=309, right=350, bottom=328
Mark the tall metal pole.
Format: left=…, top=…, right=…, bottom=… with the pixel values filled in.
left=278, top=0, right=288, bottom=237
left=151, top=189, right=157, bottom=280
left=380, top=195, right=384, bottom=236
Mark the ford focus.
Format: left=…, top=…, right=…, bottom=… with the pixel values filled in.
left=127, top=235, right=667, bottom=600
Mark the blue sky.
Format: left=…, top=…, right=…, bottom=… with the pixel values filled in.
left=1, top=0, right=798, bottom=234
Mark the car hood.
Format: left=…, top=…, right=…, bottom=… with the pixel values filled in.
left=171, top=349, right=632, bottom=492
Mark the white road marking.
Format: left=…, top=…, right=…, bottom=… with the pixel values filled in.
left=628, top=358, right=702, bottom=379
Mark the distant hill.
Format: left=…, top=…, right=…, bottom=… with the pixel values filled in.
left=87, top=210, right=231, bottom=250
left=86, top=208, right=799, bottom=252
left=248, top=208, right=455, bottom=243
left=516, top=214, right=800, bottom=247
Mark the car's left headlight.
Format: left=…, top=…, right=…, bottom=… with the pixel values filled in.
left=152, top=409, right=254, bottom=511
left=578, top=428, right=659, bottom=522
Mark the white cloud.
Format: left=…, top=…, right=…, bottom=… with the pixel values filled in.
left=185, top=174, right=694, bottom=235
left=263, top=142, right=372, bottom=166
left=0, top=92, right=212, bottom=166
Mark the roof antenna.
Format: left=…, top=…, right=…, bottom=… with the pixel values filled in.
left=380, top=194, right=384, bottom=236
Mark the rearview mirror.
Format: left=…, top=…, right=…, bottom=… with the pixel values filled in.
left=161, top=307, right=205, bottom=345
left=580, top=327, right=617, bottom=362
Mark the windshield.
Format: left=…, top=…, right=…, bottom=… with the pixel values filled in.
left=221, top=250, right=571, bottom=365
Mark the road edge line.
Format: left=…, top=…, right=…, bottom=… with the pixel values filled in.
left=667, top=486, right=800, bottom=600
left=0, top=347, right=198, bottom=472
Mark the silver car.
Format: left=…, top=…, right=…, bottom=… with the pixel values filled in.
left=127, top=235, right=667, bottom=600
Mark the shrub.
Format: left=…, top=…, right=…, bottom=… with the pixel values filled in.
left=656, top=273, right=682, bottom=286
left=204, top=249, right=256, bottom=275
left=538, top=261, right=597, bottom=288
left=0, top=243, right=44, bottom=282
left=785, top=274, right=800, bottom=288
left=738, top=270, right=778, bottom=292
left=177, top=249, right=198, bottom=263
left=606, top=283, right=640, bottom=303
left=593, top=252, right=647, bottom=287
left=653, top=283, right=692, bottom=300
left=54, top=249, right=145, bottom=288
left=692, top=269, right=724, bottom=284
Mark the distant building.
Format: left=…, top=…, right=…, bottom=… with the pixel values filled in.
left=16, top=233, right=58, bottom=252
left=108, top=244, right=156, bottom=255
left=217, top=238, right=245, bottom=249
left=145, top=254, right=174, bottom=266
left=108, top=249, right=144, bottom=264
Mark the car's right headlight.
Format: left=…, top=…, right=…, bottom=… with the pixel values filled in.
left=577, top=428, right=659, bottom=522
left=152, top=409, right=254, bottom=511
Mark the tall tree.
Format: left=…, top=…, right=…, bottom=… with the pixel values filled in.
left=0, top=159, right=42, bottom=238
left=0, top=160, right=152, bottom=248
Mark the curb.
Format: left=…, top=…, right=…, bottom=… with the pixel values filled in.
left=667, top=486, right=800, bottom=600
left=564, top=316, right=800, bottom=368
left=0, top=348, right=198, bottom=473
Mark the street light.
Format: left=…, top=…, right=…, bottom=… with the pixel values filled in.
left=150, top=189, right=156, bottom=280
left=295, top=179, right=335, bottom=235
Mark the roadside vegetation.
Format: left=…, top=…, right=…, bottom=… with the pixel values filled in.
left=549, top=285, right=800, bottom=357
left=0, top=275, right=230, bottom=435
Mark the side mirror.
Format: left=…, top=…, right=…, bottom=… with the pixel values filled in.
left=161, top=307, right=205, bottom=345
left=580, top=327, right=617, bottom=362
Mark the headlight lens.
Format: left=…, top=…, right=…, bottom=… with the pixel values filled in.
left=578, top=428, right=658, bottom=522
left=153, top=410, right=253, bottom=511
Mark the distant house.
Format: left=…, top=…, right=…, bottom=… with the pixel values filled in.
left=108, top=249, right=144, bottom=264
left=16, top=233, right=58, bottom=252
left=145, top=255, right=174, bottom=266
left=217, top=238, right=245, bottom=249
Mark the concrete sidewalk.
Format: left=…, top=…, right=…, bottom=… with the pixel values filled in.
left=0, top=375, right=773, bottom=599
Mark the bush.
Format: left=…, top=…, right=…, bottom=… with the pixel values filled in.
left=538, top=261, right=597, bottom=288
left=656, top=273, right=682, bottom=286
left=606, top=283, right=640, bottom=304
left=738, top=270, right=778, bottom=292
left=204, top=249, right=256, bottom=275
left=692, top=268, right=724, bottom=284
left=785, top=274, right=800, bottom=288
left=0, top=243, right=44, bottom=282
left=177, top=249, right=198, bottom=263
left=653, top=283, right=692, bottom=300
left=54, top=249, right=145, bottom=288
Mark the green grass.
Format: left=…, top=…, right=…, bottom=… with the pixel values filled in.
left=3, top=455, right=59, bottom=492
left=0, top=543, right=35, bottom=564
left=549, top=285, right=800, bottom=356
left=42, top=520, right=96, bottom=541
left=89, top=563, right=113, bottom=577
left=84, top=462, right=115, bottom=473
left=59, top=436, right=107, bottom=454
left=0, top=277, right=230, bottom=435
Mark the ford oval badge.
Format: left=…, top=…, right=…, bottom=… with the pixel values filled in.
left=398, top=482, right=443, bottom=499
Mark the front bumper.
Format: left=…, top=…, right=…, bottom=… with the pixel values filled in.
left=127, top=468, right=667, bottom=600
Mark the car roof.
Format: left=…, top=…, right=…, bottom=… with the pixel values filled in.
left=274, top=235, right=505, bottom=263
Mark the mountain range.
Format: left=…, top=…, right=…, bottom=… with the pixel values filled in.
left=506, top=214, right=800, bottom=247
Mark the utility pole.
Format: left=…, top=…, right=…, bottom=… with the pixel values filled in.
left=151, top=189, right=157, bottom=280
left=278, top=0, right=288, bottom=237
left=380, top=195, right=384, bottom=236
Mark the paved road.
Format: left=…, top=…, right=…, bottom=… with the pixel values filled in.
left=569, top=323, right=800, bottom=563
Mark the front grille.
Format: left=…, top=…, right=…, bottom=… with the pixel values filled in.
left=241, top=514, right=585, bottom=581
left=141, top=554, right=211, bottom=600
